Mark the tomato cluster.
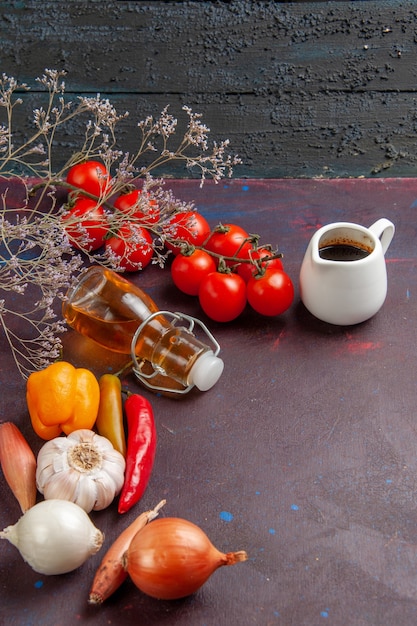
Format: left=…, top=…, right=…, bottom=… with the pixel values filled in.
left=63, top=161, right=156, bottom=271
left=63, top=160, right=294, bottom=322
left=170, top=222, right=294, bottom=322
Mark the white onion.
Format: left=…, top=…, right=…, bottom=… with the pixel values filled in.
left=0, top=499, right=104, bottom=575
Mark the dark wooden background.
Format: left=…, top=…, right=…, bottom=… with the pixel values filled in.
left=1, top=0, right=417, bottom=179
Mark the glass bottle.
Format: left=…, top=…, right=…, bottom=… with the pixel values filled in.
left=62, top=266, right=224, bottom=394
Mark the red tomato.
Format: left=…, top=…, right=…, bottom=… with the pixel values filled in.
left=105, top=223, right=153, bottom=272
left=114, top=189, right=160, bottom=224
left=199, top=271, right=247, bottom=322
left=164, top=211, right=211, bottom=254
left=246, top=269, right=294, bottom=316
left=237, top=247, right=284, bottom=283
left=204, top=223, right=252, bottom=265
left=62, top=198, right=108, bottom=251
left=171, top=249, right=216, bottom=296
left=67, top=160, right=111, bottom=197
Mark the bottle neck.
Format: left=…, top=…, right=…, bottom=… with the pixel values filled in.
left=131, top=310, right=223, bottom=393
left=133, top=323, right=210, bottom=387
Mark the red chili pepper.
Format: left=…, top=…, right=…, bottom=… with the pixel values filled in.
left=118, top=394, right=157, bottom=514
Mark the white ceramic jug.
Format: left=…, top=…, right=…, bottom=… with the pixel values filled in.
left=299, top=218, right=395, bottom=325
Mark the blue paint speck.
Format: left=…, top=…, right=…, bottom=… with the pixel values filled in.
left=269, top=528, right=276, bottom=535
left=256, top=491, right=261, bottom=495
left=386, top=479, right=392, bottom=484
left=219, top=511, right=234, bottom=522
left=320, top=609, right=329, bottom=618
left=241, top=185, right=249, bottom=191
left=34, top=580, right=44, bottom=589
left=291, top=504, right=299, bottom=511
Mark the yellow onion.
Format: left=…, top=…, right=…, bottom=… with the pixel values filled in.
left=88, top=499, right=166, bottom=605
left=123, top=517, right=247, bottom=600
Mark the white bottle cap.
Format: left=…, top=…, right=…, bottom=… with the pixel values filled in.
left=189, top=351, right=224, bottom=391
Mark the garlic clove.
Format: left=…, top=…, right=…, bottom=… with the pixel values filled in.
left=68, top=428, right=96, bottom=446
left=73, top=473, right=98, bottom=513
left=36, top=457, right=57, bottom=493
left=52, top=446, right=71, bottom=473
left=93, top=471, right=120, bottom=511
left=42, top=468, right=79, bottom=503
left=48, top=436, right=70, bottom=451
left=35, top=438, right=70, bottom=490
left=91, top=432, right=116, bottom=451
left=102, top=456, right=126, bottom=492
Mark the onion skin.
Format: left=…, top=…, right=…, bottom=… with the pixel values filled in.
left=88, top=499, right=165, bottom=605
left=123, top=517, right=247, bottom=600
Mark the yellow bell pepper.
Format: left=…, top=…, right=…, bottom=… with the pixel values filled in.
left=26, top=361, right=100, bottom=440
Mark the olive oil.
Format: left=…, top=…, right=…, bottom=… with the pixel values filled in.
left=63, top=267, right=223, bottom=393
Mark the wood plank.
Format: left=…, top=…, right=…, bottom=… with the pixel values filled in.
left=1, top=1, right=417, bottom=177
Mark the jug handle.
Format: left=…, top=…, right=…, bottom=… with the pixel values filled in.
left=369, top=218, right=395, bottom=254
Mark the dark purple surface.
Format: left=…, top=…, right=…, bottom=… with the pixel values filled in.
left=1, top=178, right=417, bottom=625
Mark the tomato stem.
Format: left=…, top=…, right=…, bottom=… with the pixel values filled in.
left=30, top=180, right=117, bottom=212
left=181, top=243, right=283, bottom=267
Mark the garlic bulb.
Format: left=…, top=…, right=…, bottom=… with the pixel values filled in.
left=36, top=429, right=125, bottom=513
left=0, top=499, right=103, bottom=575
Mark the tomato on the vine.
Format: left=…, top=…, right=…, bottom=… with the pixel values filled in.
left=246, top=268, right=294, bottom=316
left=66, top=160, right=111, bottom=197
left=105, top=223, right=153, bottom=272
left=199, top=271, right=247, bottom=322
left=171, top=249, right=216, bottom=296
left=237, top=246, right=284, bottom=283
left=62, top=198, right=109, bottom=251
left=204, top=223, right=252, bottom=265
left=164, top=211, right=211, bottom=254
left=114, top=189, right=160, bottom=224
